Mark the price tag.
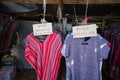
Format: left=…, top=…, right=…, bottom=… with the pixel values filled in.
left=33, top=23, right=53, bottom=36
left=73, top=24, right=97, bottom=38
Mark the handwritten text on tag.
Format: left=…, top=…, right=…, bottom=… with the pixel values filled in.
left=73, top=24, right=97, bottom=38
left=33, top=23, right=53, bottom=36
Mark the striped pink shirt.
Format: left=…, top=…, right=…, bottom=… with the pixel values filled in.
left=25, top=32, right=62, bottom=80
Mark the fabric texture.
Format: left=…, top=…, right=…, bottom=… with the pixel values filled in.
left=0, top=13, right=16, bottom=53
left=62, top=34, right=110, bottom=80
left=25, top=32, right=62, bottom=80
left=114, top=43, right=120, bottom=66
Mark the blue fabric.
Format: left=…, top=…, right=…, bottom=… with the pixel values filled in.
left=62, top=34, right=110, bottom=80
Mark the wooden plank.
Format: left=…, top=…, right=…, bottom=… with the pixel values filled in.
left=12, top=13, right=120, bottom=21
left=0, top=0, right=58, bottom=4
left=63, top=0, right=120, bottom=4
left=72, top=15, right=120, bottom=20
left=0, top=0, right=120, bottom=4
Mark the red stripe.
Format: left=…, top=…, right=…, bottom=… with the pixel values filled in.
left=25, top=55, right=37, bottom=71
left=25, top=32, right=62, bottom=80
left=25, top=34, right=42, bottom=79
left=42, top=33, right=56, bottom=80
left=4, top=23, right=16, bottom=49
left=52, top=38, right=62, bottom=79
left=46, top=33, right=59, bottom=80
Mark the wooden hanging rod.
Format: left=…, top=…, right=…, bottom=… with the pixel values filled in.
left=12, top=13, right=120, bottom=21
left=0, top=0, right=120, bottom=4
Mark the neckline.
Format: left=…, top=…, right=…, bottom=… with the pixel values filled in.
left=69, top=33, right=97, bottom=43
left=30, top=33, right=50, bottom=44
left=84, top=37, right=91, bottom=42
left=78, top=36, right=95, bottom=44
left=82, top=37, right=92, bottom=43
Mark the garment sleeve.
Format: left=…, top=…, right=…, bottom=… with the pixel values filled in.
left=98, top=34, right=110, bottom=59
left=61, top=34, right=71, bottom=57
left=24, top=37, right=37, bottom=72
left=61, top=44, right=66, bottom=57
left=61, top=34, right=71, bottom=80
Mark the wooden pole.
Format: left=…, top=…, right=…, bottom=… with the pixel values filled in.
left=102, top=20, right=106, bottom=35
left=57, top=0, right=63, bottom=33
left=62, top=18, right=67, bottom=35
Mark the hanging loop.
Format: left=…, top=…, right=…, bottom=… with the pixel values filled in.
left=85, top=0, right=89, bottom=18
left=41, top=0, right=47, bottom=23
left=73, top=0, right=78, bottom=22
left=73, top=5, right=78, bottom=22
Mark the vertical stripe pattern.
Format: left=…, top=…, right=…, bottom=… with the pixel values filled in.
left=25, top=32, right=62, bottom=80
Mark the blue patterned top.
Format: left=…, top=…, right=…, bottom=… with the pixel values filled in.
left=62, top=34, right=110, bottom=80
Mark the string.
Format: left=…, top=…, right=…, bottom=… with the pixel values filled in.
left=85, top=0, right=89, bottom=18
left=43, top=0, right=47, bottom=20
left=73, top=0, right=78, bottom=22
left=73, top=5, right=78, bottom=22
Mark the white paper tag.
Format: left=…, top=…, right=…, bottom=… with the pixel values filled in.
left=73, top=24, right=97, bottom=38
left=33, top=23, right=53, bottom=36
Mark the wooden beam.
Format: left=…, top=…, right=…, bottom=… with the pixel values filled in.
left=0, top=0, right=58, bottom=4
left=11, top=13, right=120, bottom=21
left=57, top=0, right=63, bottom=33
left=64, top=0, right=120, bottom=4
left=0, top=0, right=120, bottom=4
